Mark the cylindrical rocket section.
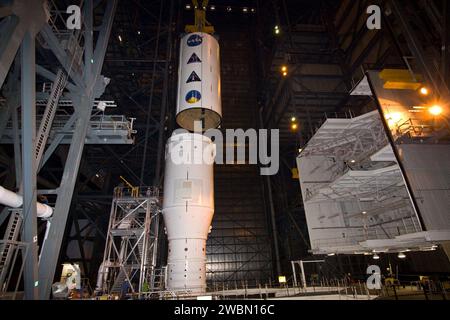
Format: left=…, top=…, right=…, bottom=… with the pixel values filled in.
left=162, top=133, right=215, bottom=292
left=176, top=32, right=221, bottom=131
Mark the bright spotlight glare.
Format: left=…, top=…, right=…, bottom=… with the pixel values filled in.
left=429, top=105, right=443, bottom=116
left=385, top=112, right=402, bottom=127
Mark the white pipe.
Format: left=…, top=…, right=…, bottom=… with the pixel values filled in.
left=0, top=186, right=53, bottom=218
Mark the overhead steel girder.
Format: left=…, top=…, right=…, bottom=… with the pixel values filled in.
left=38, top=25, right=85, bottom=89
left=37, top=0, right=118, bottom=300
left=0, top=0, right=48, bottom=88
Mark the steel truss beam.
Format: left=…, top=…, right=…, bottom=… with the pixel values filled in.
left=38, top=0, right=118, bottom=299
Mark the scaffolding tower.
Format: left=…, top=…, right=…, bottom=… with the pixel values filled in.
left=97, top=186, right=162, bottom=298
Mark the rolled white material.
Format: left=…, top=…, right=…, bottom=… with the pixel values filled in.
left=0, top=186, right=53, bottom=218
left=162, top=133, right=215, bottom=292
left=176, top=32, right=222, bottom=131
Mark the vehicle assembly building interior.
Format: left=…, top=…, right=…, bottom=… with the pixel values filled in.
left=0, top=0, right=450, bottom=302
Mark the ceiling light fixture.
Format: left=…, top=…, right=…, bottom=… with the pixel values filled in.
left=419, top=87, right=429, bottom=95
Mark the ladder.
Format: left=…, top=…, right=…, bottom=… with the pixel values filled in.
left=35, top=68, right=67, bottom=165
left=0, top=211, right=22, bottom=290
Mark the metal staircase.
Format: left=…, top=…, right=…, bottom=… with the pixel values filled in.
left=137, top=235, right=154, bottom=266
left=35, top=68, right=67, bottom=165
left=0, top=211, right=22, bottom=290
left=110, top=266, right=133, bottom=294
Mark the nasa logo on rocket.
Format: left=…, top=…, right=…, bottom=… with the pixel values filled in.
left=187, top=34, right=202, bottom=47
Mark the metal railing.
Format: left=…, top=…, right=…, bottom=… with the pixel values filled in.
left=113, top=186, right=160, bottom=199
left=3, top=114, right=136, bottom=138
left=378, top=279, right=449, bottom=300
left=201, top=277, right=375, bottom=300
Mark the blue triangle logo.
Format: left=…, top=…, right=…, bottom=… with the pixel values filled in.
left=186, top=71, right=201, bottom=83
left=187, top=53, right=202, bottom=64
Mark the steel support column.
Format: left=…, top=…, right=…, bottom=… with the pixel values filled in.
left=139, top=0, right=163, bottom=184
left=154, top=0, right=174, bottom=187
left=38, top=0, right=117, bottom=299
left=21, top=31, right=38, bottom=300
left=38, top=94, right=95, bottom=299
left=258, top=109, right=281, bottom=277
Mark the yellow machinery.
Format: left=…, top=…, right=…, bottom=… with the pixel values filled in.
left=185, top=0, right=215, bottom=34
left=379, top=69, right=423, bottom=90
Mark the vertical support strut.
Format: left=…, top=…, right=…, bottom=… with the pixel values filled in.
left=21, top=31, right=39, bottom=300
left=38, top=0, right=118, bottom=299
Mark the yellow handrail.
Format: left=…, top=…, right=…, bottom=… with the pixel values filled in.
left=119, top=176, right=139, bottom=197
